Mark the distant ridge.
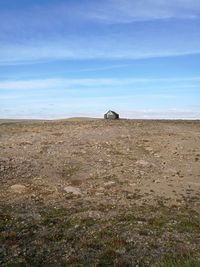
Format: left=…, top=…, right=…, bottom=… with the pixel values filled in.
left=59, top=117, right=99, bottom=121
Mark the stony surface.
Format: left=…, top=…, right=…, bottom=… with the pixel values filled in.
left=9, top=184, right=27, bottom=193
left=0, top=119, right=200, bottom=266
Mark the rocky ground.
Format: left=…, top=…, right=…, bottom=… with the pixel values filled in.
left=0, top=119, right=200, bottom=267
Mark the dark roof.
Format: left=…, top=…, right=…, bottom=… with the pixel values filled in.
left=106, top=110, right=119, bottom=115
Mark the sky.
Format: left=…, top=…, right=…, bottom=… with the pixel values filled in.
left=0, top=0, right=200, bottom=119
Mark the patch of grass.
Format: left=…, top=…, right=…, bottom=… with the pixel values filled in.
left=97, top=249, right=116, bottom=266
left=68, top=217, right=82, bottom=227
left=139, top=229, right=150, bottom=236
left=62, top=161, right=82, bottom=178
left=64, top=263, right=93, bottom=267
left=40, top=207, right=96, bottom=243
left=0, top=211, right=12, bottom=229
left=98, top=226, right=117, bottom=239
left=106, top=238, right=126, bottom=254
left=117, top=212, right=136, bottom=222
left=68, top=217, right=96, bottom=228
left=4, top=263, right=26, bottom=267
left=148, top=216, right=166, bottom=229
left=41, top=207, right=68, bottom=226
left=176, top=216, right=199, bottom=232
left=152, top=257, right=200, bottom=267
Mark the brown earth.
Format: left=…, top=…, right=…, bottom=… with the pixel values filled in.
left=0, top=119, right=200, bottom=266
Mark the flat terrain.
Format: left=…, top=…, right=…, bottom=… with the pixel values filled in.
left=0, top=119, right=200, bottom=266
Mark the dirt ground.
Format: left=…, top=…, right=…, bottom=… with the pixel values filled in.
left=0, top=119, right=200, bottom=266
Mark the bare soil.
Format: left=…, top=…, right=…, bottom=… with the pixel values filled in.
left=0, top=119, right=200, bottom=266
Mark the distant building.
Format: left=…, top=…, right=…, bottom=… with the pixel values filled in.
left=104, top=110, right=119, bottom=120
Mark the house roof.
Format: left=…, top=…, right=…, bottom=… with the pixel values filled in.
left=106, top=110, right=119, bottom=115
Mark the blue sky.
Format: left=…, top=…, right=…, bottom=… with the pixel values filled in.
left=0, top=0, right=200, bottom=119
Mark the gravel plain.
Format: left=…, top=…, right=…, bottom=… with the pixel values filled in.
left=0, top=119, right=200, bottom=266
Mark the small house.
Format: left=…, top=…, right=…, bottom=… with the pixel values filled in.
left=104, top=110, right=119, bottom=120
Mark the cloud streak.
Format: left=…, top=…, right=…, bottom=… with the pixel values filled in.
left=1, top=38, right=200, bottom=65
left=85, top=0, right=200, bottom=23
left=0, top=0, right=200, bottom=64
left=1, top=76, right=200, bottom=90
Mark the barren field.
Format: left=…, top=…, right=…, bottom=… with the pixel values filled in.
left=0, top=119, right=200, bottom=266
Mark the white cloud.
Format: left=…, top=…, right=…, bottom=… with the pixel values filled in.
left=0, top=1, right=200, bottom=64
left=0, top=42, right=200, bottom=65
left=84, top=0, right=200, bottom=23
left=0, top=78, right=114, bottom=90
left=0, top=76, right=200, bottom=90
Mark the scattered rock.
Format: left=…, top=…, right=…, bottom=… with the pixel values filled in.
left=154, top=180, right=160, bottom=183
left=10, top=184, right=26, bottom=193
left=154, top=153, right=161, bottom=158
left=19, top=141, right=33, bottom=146
left=95, top=192, right=104, bottom=196
left=145, top=147, right=153, bottom=152
left=104, top=181, right=115, bottom=187
left=0, top=165, right=5, bottom=172
left=97, top=187, right=105, bottom=192
left=64, top=186, right=81, bottom=195
left=56, top=141, right=64, bottom=145
left=136, top=160, right=150, bottom=167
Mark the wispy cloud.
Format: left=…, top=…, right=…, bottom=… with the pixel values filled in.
left=0, top=40, right=200, bottom=65
left=0, top=0, right=200, bottom=64
left=85, top=0, right=200, bottom=23
left=1, top=76, right=200, bottom=90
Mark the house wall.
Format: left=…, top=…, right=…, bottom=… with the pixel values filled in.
left=104, top=112, right=119, bottom=119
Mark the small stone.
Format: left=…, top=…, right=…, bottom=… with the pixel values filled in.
left=145, top=147, right=153, bottom=152
left=95, top=192, right=104, bottom=196
left=10, top=184, right=26, bottom=193
left=129, top=183, right=136, bottom=186
left=154, top=180, right=160, bottom=183
left=136, top=160, right=150, bottom=167
left=97, top=187, right=104, bottom=192
left=104, top=181, right=115, bottom=187
left=20, top=141, right=32, bottom=146
left=0, top=165, right=5, bottom=171
left=64, top=186, right=81, bottom=195
left=57, top=141, right=64, bottom=144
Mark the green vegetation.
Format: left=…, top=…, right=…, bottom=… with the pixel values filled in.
left=176, top=216, right=199, bottom=232
left=1, top=203, right=200, bottom=266
left=98, top=249, right=116, bottom=266
left=153, top=257, right=200, bottom=267
left=4, top=264, right=26, bottom=267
